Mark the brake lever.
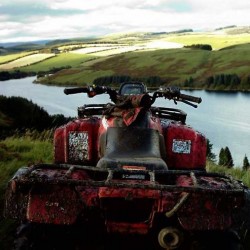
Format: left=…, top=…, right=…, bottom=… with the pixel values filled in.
left=179, top=99, right=198, bottom=108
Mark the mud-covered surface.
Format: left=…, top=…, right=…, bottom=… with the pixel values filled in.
left=5, top=164, right=250, bottom=249
left=233, top=189, right=250, bottom=228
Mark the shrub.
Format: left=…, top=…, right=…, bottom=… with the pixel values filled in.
left=184, top=44, right=212, bottom=51
left=243, top=155, right=250, bottom=171
left=218, top=146, right=234, bottom=168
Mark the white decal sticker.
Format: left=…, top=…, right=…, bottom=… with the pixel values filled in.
left=68, top=132, right=89, bottom=161
left=172, top=139, right=191, bottom=154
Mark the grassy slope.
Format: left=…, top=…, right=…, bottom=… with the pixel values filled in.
left=0, top=136, right=53, bottom=250
left=0, top=137, right=53, bottom=202
left=21, top=53, right=95, bottom=72
left=2, top=29, right=250, bottom=88
left=40, top=43, right=250, bottom=86
left=166, top=32, right=250, bottom=50
left=207, top=160, right=250, bottom=186
left=0, top=51, right=36, bottom=64
left=0, top=53, right=55, bottom=70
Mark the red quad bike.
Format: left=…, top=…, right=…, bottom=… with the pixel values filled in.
left=4, top=82, right=250, bottom=250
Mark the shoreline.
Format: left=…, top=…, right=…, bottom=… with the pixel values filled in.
left=1, top=75, right=250, bottom=93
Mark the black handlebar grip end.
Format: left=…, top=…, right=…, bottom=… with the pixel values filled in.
left=64, top=88, right=70, bottom=95
left=64, top=87, right=89, bottom=95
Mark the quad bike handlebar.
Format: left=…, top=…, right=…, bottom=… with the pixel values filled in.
left=64, top=86, right=109, bottom=96
left=64, top=84, right=202, bottom=108
left=152, top=86, right=202, bottom=108
left=64, top=87, right=90, bottom=95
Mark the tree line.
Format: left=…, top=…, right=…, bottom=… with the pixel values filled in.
left=182, top=73, right=250, bottom=90
left=207, top=139, right=250, bottom=170
left=204, top=74, right=241, bottom=89
left=0, top=70, right=35, bottom=81
left=184, top=44, right=213, bottom=51
left=0, top=95, right=71, bottom=139
left=0, top=66, right=71, bottom=81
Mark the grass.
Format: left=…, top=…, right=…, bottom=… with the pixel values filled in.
left=46, top=68, right=114, bottom=85
left=0, top=53, right=55, bottom=70
left=39, top=48, right=210, bottom=84
left=46, top=44, right=250, bottom=84
left=20, top=53, right=95, bottom=72
left=207, top=161, right=250, bottom=187
left=32, top=42, right=250, bottom=86
left=0, top=51, right=36, bottom=65
left=0, top=134, right=53, bottom=250
left=0, top=135, right=53, bottom=202
left=166, top=33, right=250, bottom=50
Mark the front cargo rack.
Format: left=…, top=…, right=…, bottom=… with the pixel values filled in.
left=11, top=164, right=244, bottom=195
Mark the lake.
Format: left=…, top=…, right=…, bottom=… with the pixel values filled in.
left=1, top=76, right=250, bottom=166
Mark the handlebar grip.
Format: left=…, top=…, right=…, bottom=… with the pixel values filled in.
left=179, top=93, right=202, bottom=104
left=64, top=87, right=89, bottom=95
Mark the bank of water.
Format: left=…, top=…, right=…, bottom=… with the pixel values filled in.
left=1, top=77, right=250, bottom=166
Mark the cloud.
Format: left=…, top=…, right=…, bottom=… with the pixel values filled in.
left=0, top=0, right=250, bottom=42
left=49, top=0, right=168, bottom=10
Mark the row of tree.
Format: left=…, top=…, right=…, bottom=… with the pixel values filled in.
left=181, top=73, right=250, bottom=90
left=0, top=70, right=35, bottom=81
left=207, top=140, right=250, bottom=170
left=0, top=66, right=72, bottom=81
left=205, top=74, right=241, bottom=88
left=184, top=44, right=213, bottom=51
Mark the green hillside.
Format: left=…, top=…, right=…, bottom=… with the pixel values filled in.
left=166, top=32, right=250, bottom=50
left=1, top=27, right=250, bottom=90
left=31, top=43, right=250, bottom=90
left=22, top=53, right=95, bottom=72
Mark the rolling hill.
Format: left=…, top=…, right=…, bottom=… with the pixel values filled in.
left=1, top=26, right=250, bottom=90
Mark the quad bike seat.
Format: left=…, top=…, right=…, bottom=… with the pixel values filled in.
left=97, top=127, right=168, bottom=170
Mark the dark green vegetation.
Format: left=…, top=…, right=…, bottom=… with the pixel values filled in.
left=184, top=44, right=213, bottom=51
left=0, top=70, right=36, bottom=80
left=0, top=96, right=60, bottom=249
left=0, top=95, right=71, bottom=139
left=218, top=146, right=234, bottom=168
left=0, top=136, right=53, bottom=250
left=243, top=155, right=250, bottom=171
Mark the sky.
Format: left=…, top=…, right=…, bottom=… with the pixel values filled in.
left=1, top=0, right=250, bottom=43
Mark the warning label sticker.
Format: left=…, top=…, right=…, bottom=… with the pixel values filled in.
left=172, top=139, right=191, bottom=154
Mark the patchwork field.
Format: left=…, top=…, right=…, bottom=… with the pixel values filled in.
left=33, top=43, right=250, bottom=88
left=0, top=53, right=55, bottom=70
left=0, top=51, right=36, bottom=64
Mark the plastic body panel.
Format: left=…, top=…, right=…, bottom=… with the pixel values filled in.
left=162, top=120, right=206, bottom=170
left=54, top=117, right=100, bottom=165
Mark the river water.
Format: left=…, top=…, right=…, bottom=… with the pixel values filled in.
left=1, top=76, right=250, bottom=166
